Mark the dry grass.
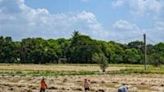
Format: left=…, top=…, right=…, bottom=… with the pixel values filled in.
left=0, top=64, right=164, bottom=92
left=0, top=64, right=126, bottom=72
left=0, top=74, right=164, bottom=92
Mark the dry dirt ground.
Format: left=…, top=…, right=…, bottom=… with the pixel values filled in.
left=0, top=74, right=164, bottom=92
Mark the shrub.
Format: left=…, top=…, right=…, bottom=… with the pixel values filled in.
left=92, top=53, right=108, bottom=72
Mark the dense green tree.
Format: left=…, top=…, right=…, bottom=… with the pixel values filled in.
left=124, top=48, right=141, bottom=64
left=148, top=43, right=164, bottom=66
left=107, top=41, right=125, bottom=63
left=149, top=53, right=164, bottom=67
left=67, top=31, right=101, bottom=63
left=128, top=41, right=144, bottom=51
left=0, top=32, right=163, bottom=64
left=0, top=36, right=17, bottom=63
left=20, top=38, right=58, bottom=64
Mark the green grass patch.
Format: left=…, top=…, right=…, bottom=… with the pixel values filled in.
left=0, top=64, right=163, bottom=76
left=111, top=67, right=164, bottom=74
left=0, top=70, right=98, bottom=77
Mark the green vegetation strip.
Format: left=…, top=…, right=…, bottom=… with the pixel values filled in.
left=0, top=70, right=98, bottom=77
left=110, top=68, right=164, bottom=74
left=0, top=65, right=164, bottom=76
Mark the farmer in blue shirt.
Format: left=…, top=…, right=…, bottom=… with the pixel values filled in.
left=118, top=83, right=128, bottom=92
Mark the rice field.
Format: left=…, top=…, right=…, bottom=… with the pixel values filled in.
left=0, top=64, right=164, bottom=92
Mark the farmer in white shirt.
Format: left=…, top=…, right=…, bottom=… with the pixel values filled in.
left=84, top=79, right=90, bottom=92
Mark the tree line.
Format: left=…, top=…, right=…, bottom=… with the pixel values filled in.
left=0, top=31, right=164, bottom=66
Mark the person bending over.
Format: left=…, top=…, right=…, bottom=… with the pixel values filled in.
left=118, top=83, right=128, bottom=92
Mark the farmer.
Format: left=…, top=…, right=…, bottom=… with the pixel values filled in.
left=84, top=79, right=90, bottom=92
left=40, top=77, right=48, bottom=92
left=118, top=83, right=128, bottom=92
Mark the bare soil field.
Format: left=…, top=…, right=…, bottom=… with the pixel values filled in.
left=0, top=64, right=164, bottom=92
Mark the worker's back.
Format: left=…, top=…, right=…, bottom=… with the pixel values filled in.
left=118, top=86, right=128, bottom=92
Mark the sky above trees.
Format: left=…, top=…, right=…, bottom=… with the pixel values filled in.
left=0, top=0, right=164, bottom=43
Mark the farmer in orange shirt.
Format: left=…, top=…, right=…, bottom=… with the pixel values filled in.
left=40, top=77, right=48, bottom=92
